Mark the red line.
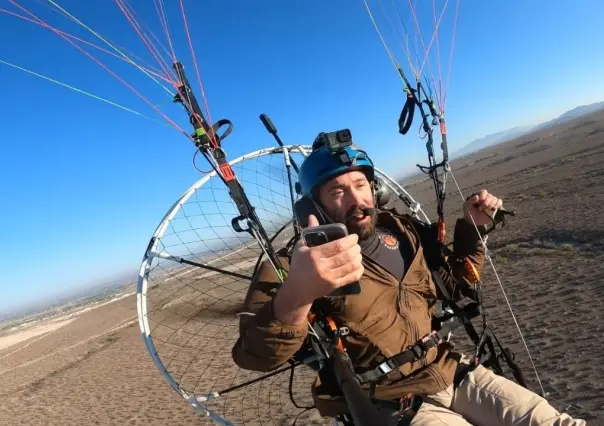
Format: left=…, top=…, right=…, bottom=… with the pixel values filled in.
left=144, top=21, right=175, bottom=76
left=406, top=0, right=440, bottom=104
left=155, top=0, right=177, bottom=63
left=154, top=0, right=171, bottom=58
left=153, top=0, right=185, bottom=125
left=178, top=0, right=218, bottom=149
left=0, top=8, right=174, bottom=85
left=418, top=0, right=448, bottom=76
left=376, top=0, right=416, bottom=77
left=416, top=0, right=449, bottom=107
left=390, top=0, right=419, bottom=79
left=144, top=30, right=175, bottom=84
left=31, top=0, right=166, bottom=80
left=443, top=0, right=459, bottom=113
left=432, top=0, right=443, bottom=109
left=7, top=0, right=189, bottom=137
left=121, top=0, right=176, bottom=80
left=113, top=0, right=175, bottom=88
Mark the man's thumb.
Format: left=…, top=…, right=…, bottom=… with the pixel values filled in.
left=307, top=214, right=319, bottom=228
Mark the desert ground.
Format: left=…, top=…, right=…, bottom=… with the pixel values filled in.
left=1, top=110, right=603, bottom=425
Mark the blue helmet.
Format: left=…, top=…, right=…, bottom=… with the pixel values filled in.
left=297, top=142, right=375, bottom=198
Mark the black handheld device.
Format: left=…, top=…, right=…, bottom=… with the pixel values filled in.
left=302, top=223, right=362, bottom=297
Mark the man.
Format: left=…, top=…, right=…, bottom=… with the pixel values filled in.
left=231, top=140, right=585, bottom=425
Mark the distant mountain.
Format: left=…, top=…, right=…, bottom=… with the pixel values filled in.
left=452, top=100, right=604, bottom=159
left=533, top=101, right=604, bottom=131
left=452, top=126, right=534, bottom=159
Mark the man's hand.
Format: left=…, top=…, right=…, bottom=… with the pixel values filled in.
left=463, top=189, right=503, bottom=227
left=273, top=214, right=364, bottom=325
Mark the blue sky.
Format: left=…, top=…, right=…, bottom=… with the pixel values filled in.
left=1, top=0, right=603, bottom=314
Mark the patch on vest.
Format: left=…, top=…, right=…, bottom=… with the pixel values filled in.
left=380, top=233, right=400, bottom=250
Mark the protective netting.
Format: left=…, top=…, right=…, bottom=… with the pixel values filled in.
left=138, top=146, right=335, bottom=425
left=137, top=144, right=429, bottom=425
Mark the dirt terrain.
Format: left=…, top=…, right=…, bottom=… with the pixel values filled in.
left=398, top=109, right=604, bottom=422
left=1, top=110, right=603, bottom=425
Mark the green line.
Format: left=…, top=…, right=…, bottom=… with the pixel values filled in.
left=0, top=58, right=169, bottom=127
left=44, top=0, right=173, bottom=97
left=276, top=268, right=288, bottom=282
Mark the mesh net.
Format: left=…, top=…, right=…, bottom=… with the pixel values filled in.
left=140, top=147, right=332, bottom=425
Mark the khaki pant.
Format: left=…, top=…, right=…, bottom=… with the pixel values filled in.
left=410, top=365, right=586, bottom=426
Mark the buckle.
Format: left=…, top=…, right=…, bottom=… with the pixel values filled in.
left=426, top=332, right=441, bottom=347
left=410, top=342, right=427, bottom=359
left=378, top=362, right=393, bottom=375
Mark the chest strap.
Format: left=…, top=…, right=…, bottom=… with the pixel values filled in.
left=355, top=302, right=481, bottom=384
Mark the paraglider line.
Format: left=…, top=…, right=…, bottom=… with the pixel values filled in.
left=42, top=0, right=175, bottom=96
left=8, top=0, right=189, bottom=138
left=376, top=0, right=418, bottom=78
left=0, top=58, right=169, bottom=126
left=122, top=0, right=175, bottom=69
left=155, top=0, right=178, bottom=63
left=25, top=1, right=168, bottom=82
left=416, top=0, right=449, bottom=87
left=178, top=0, right=215, bottom=134
left=432, top=0, right=443, bottom=109
left=362, top=0, right=402, bottom=77
left=0, top=8, right=173, bottom=84
left=113, top=0, right=176, bottom=85
left=405, top=0, right=441, bottom=107
left=448, top=170, right=546, bottom=397
left=443, top=0, right=459, bottom=112
left=390, top=0, right=422, bottom=81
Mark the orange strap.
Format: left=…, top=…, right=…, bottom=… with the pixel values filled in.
left=463, top=258, right=481, bottom=283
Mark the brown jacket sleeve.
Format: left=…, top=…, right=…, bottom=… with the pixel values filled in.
left=411, top=216, right=486, bottom=302
left=449, top=218, right=487, bottom=298
left=231, top=255, right=308, bottom=372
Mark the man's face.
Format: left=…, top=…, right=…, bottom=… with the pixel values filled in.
left=317, top=169, right=377, bottom=240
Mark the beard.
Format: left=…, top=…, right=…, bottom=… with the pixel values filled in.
left=342, top=206, right=377, bottom=240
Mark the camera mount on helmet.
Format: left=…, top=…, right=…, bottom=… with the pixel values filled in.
left=312, top=129, right=355, bottom=165
left=313, top=128, right=353, bottom=152
left=295, top=128, right=385, bottom=228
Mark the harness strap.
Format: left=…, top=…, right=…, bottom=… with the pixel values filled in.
left=355, top=304, right=482, bottom=384
left=430, top=262, right=529, bottom=389
left=430, top=269, right=484, bottom=343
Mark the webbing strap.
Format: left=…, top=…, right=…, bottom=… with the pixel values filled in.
left=355, top=309, right=480, bottom=384
left=398, top=91, right=416, bottom=135
left=430, top=269, right=483, bottom=344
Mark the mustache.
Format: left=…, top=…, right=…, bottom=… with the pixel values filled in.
left=345, top=206, right=376, bottom=221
